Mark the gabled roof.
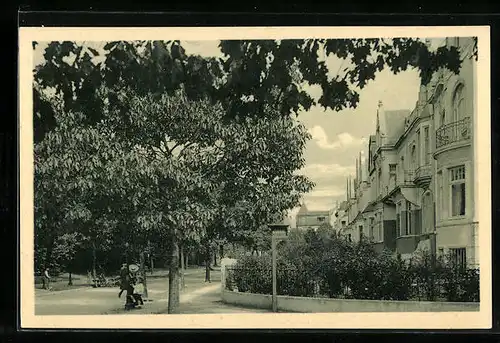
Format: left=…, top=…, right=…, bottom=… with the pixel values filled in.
left=382, top=110, right=410, bottom=142
left=297, top=203, right=308, bottom=215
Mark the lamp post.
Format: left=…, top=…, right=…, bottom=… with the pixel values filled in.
left=268, top=217, right=289, bottom=313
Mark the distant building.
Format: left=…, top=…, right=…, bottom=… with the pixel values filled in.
left=295, top=203, right=331, bottom=231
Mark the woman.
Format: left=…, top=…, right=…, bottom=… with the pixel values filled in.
left=118, top=263, right=129, bottom=298
left=42, top=268, right=51, bottom=290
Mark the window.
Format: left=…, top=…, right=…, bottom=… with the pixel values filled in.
left=453, top=84, right=466, bottom=122
left=359, top=226, right=364, bottom=240
left=377, top=168, right=382, bottom=194
left=341, top=220, right=346, bottom=227
left=423, top=192, right=433, bottom=233
left=411, top=144, right=416, bottom=170
left=389, top=164, right=397, bottom=189
left=378, top=218, right=383, bottom=241
left=424, top=127, right=430, bottom=164
left=437, top=171, right=443, bottom=219
left=450, top=247, right=467, bottom=269
left=369, top=217, right=374, bottom=240
left=407, top=202, right=412, bottom=235
left=440, top=110, right=446, bottom=127
left=450, top=166, right=466, bottom=217
left=317, top=216, right=325, bottom=222
left=416, top=130, right=421, bottom=166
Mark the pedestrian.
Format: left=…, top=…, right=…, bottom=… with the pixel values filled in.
left=132, top=276, right=145, bottom=306
left=125, top=266, right=139, bottom=309
left=118, top=263, right=128, bottom=298
left=42, top=268, right=51, bottom=290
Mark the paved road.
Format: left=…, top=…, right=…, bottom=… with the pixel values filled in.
left=35, top=268, right=269, bottom=315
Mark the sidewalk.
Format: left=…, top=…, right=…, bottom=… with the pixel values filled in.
left=35, top=267, right=225, bottom=315
left=35, top=267, right=266, bottom=315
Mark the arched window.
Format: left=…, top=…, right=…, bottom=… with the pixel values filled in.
left=453, top=84, right=466, bottom=122
left=423, top=191, right=434, bottom=233
left=411, top=144, right=416, bottom=169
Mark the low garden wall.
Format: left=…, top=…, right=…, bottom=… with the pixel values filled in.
left=221, top=289, right=480, bottom=312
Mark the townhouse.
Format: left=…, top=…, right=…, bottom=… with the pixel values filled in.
left=340, top=37, right=478, bottom=267
left=295, top=203, right=331, bottom=231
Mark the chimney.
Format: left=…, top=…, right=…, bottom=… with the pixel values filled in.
left=359, top=151, right=363, bottom=184
left=376, top=100, right=383, bottom=133
left=355, top=157, right=359, bottom=190
left=346, top=177, right=349, bottom=201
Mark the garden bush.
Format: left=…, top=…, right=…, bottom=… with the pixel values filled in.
left=225, top=229, right=479, bottom=302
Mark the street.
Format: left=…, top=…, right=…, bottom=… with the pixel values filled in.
left=35, top=267, right=269, bottom=315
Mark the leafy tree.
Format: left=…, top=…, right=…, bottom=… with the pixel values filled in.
left=33, top=38, right=473, bottom=140
left=116, top=89, right=313, bottom=312
left=52, top=232, right=88, bottom=285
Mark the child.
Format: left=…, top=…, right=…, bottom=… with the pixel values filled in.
left=132, top=277, right=145, bottom=306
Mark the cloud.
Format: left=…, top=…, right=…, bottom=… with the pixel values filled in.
left=299, top=163, right=355, bottom=179
left=306, top=187, right=346, bottom=198
left=308, top=126, right=367, bottom=150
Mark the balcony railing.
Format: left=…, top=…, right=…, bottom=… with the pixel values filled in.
left=435, top=117, right=472, bottom=149
left=415, top=164, right=432, bottom=181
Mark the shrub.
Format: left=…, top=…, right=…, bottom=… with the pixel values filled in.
left=439, top=253, right=480, bottom=302
left=228, top=255, right=272, bottom=294
left=225, top=230, right=479, bottom=302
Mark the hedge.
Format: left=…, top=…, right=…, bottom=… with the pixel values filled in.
left=225, top=229, right=479, bottom=302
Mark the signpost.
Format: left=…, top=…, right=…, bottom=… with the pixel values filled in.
left=268, top=217, right=289, bottom=313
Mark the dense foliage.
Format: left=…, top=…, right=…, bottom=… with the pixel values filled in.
left=226, top=229, right=479, bottom=302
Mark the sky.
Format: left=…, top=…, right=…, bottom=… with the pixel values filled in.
left=33, top=38, right=447, bottom=219
left=179, top=41, right=438, bottom=216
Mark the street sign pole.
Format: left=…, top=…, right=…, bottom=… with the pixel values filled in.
left=269, top=220, right=289, bottom=313
left=272, top=235, right=277, bottom=313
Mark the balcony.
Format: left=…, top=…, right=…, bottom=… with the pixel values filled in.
left=435, top=117, right=472, bottom=151
left=397, top=170, right=415, bottom=187
left=414, top=164, right=432, bottom=188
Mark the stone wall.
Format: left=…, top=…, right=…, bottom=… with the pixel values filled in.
left=221, top=290, right=479, bottom=313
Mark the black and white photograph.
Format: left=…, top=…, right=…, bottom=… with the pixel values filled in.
left=19, top=26, right=491, bottom=329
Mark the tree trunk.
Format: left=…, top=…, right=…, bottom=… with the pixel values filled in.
left=220, top=244, right=224, bottom=259
left=180, top=245, right=185, bottom=290
left=205, top=260, right=211, bottom=282
left=140, top=251, right=149, bottom=299
left=185, top=252, right=189, bottom=269
left=68, top=271, right=73, bottom=286
left=205, top=243, right=211, bottom=282
left=150, top=256, right=154, bottom=275
left=213, top=249, right=218, bottom=267
left=45, top=234, right=57, bottom=271
left=167, top=239, right=180, bottom=314
left=92, top=243, right=97, bottom=281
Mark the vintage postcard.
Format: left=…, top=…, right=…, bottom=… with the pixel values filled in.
left=18, top=25, right=491, bottom=329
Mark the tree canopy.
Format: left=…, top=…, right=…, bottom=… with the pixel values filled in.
left=33, top=38, right=473, bottom=143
